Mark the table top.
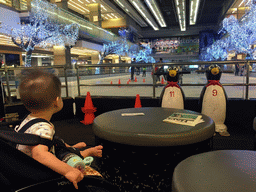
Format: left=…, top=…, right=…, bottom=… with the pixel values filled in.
left=92, top=107, right=215, bottom=146
left=173, top=150, right=256, bottom=192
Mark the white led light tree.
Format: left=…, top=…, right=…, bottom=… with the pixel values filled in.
left=133, top=43, right=155, bottom=63
left=201, top=3, right=256, bottom=61
left=0, top=0, right=79, bottom=67
left=100, top=28, right=155, bottom=64
left=100, top=28, right=131, bottom=64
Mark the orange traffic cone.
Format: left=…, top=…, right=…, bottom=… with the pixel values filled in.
left=110, top=81, right=112, bottom=84
left=127, top=80, right=129, bottom=84
left=129, top=79, right=131, bottom=82
left=135, top=76, right=137, bottom=82
left=143, top=79, right=145, bottom=83
left=134, top=94, right=142, bottom=108
left=161, top=77, right=165, bottom=84
left=81, top=92, right=96, bottom=125
left=118, top=79, right=121, bottom=88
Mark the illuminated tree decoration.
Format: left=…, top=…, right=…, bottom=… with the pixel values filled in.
left=0, top=0, right=79, bottom=67
left=201, top=2, right=256, bottom=61
left=100, top=28, right=131, bottom=64
left=100, top=28, right=155, bottom=64
left=133, top=43, right=156, bottom=63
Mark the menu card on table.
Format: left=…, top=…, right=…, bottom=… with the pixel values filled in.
left=163, top=112, right=204, bottom=126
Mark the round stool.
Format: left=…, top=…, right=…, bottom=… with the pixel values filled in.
left=93, top=107, right=215, bottom=191
left=172, top=150, right=256, bottom=192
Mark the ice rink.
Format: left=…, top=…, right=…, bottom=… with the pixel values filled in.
left=60, top=71, right=256, bottom=99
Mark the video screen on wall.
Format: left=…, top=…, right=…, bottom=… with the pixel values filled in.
left=5, top=54, right=20, bottom=66
left=140, top=36, right=199, bottom=55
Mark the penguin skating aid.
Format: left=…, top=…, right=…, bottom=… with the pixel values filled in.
left=160, top=66, right=185, bottom=109
left=200, top=64, right=230, bottom=136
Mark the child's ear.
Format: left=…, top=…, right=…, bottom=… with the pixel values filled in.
left=54, top=97, right=60, bottom=107
left=56, top=97, right=60, bottom=102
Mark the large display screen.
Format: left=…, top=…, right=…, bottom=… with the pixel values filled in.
left=140, top=36, right=199, bottom=55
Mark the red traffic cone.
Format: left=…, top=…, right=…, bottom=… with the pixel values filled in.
left=134, top=94, right=142, bottom=108
left=110, top=81, right=113, bottom=84
left=143, top=79, right=145, bottom=83
left=161, top=77, right=165, bottom=84
left=81, top=92, right=96, bottom=125
left=135, top=76, right=137, bottom=82
left=129, top=79, right=131, bottom=82
left=127, top=80, right=129, bottom=84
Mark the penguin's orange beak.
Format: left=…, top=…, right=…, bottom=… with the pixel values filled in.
left=169, top=70, right=177, bottom=77
left=211, top=68, right=219, bottom=75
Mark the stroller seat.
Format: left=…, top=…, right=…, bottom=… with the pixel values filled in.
left=0, top=127, right=119, bottom=192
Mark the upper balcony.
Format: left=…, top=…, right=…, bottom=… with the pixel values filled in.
left=0, top=0, right=122, bottom=44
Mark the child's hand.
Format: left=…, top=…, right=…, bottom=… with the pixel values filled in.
left=88, top=145, right=103, bottom=157
left=72, top=142, right=87, bottom=149
left=80, top=145, right=103, bottom=158
left=65, top=168, right=84, bottom=189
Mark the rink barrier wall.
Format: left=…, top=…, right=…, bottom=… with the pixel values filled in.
left=4, top=97, right=74, bottom=122
left=3, top=96, right=256, bottom=150
left=3, top=96, right=256, bottom=137
left=75, top=96, right=256, bottom=136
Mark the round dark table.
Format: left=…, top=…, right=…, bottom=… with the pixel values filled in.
left=93, top=107, right=215, bottom=192
left=172, top=150, right=256, bottom=192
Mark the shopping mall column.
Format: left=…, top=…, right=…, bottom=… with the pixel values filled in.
left=0, top=79, right=5, bottom=118
left=91, top=52, right=100, bottom=74
left=50, top=0, right=68, bottom=10
left=49, top=0, right=71, bottom=68
left=88, top=3, right=102, bottom=27
left=53, top=46, right=71, bottom=68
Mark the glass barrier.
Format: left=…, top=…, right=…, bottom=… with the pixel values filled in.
left=74, top=61, right=253, bottom=99
left=30, top=0, right=120, bottom=43
left=0, top=65, right=69, bottom=103
left=1, top=60, right=255, bottom=104
left=1, top=0, right=121, bottom=43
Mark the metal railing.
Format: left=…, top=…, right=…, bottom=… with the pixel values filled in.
left=75, top=60, right=253, bottom=98
left=1, top=60, right=256, bottom=104
left=0, top=65, right=69, bottom=104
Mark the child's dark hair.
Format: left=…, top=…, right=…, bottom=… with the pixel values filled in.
left=19, top=68, right=61, bottom=111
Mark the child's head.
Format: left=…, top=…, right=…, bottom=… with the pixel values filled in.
left=19, top=68, right=62, bottom=113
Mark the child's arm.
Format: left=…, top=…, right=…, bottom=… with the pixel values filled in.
left=64, top=142, right=103, bottom=158
left=65, top=142, right=87, bottom=149
left=80, top=145, right=103, bottom=158
left=31, top=144, right=84, bottom=189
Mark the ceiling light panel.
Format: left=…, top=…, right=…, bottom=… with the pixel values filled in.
left=190, top=0, right=200, bottom=25
left=175, top=0, right=186, bottom=31
left=129, top=0, right=159, bottom=30
left=145, top=0, right=166, bottom=27
left=113, top=0, right=148, bottom=27
left=68, top=0, right=123, bottom=20
left=68, top=0, right=90, bottom=14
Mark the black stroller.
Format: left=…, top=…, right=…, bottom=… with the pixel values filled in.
left=0, top=124, right=119, bottom=192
